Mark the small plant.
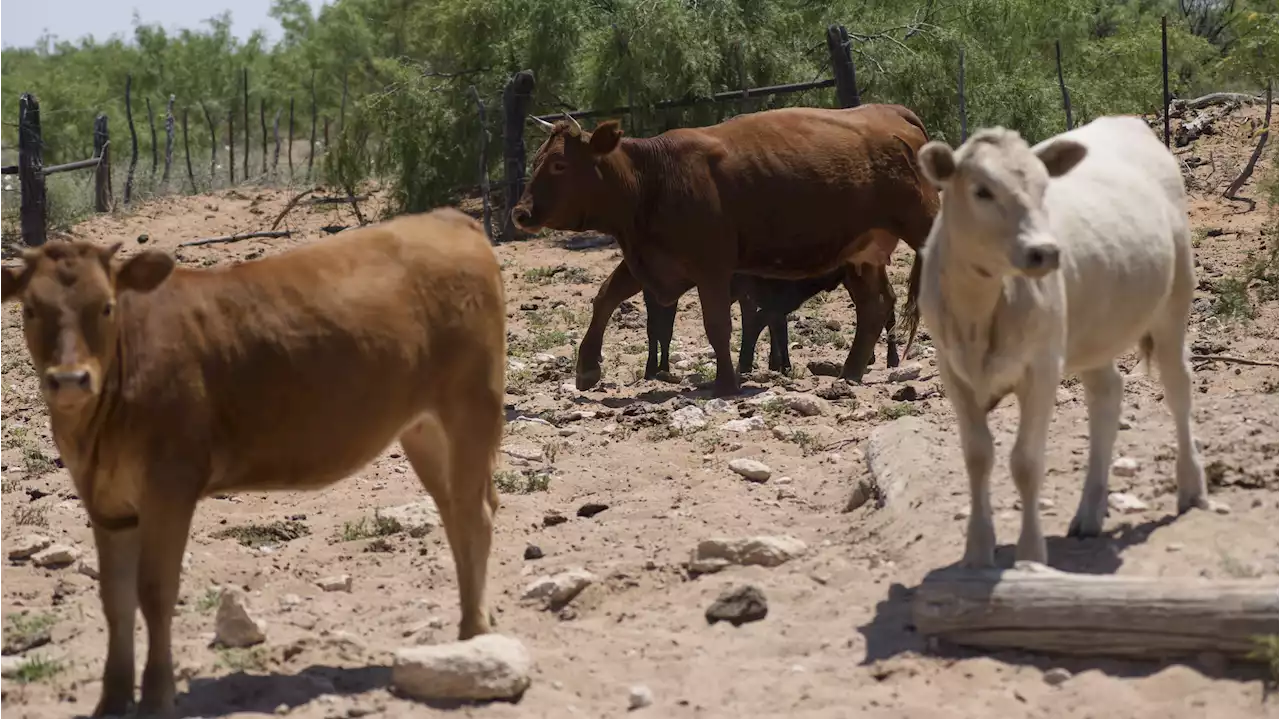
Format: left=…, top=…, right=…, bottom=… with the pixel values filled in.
left=364, top=537, right=395, bottom=553
left=4, top=612, right=56, bottom=654
left=216, top=646, right=271, bottom=673
left=879, top=402, right=921, bottom=420
left=493, top=469, right=552, bottom=494
left=195, top=588, right=222, bottom=613
left=13, top=502, right=49, bottom=527
left=212, top=520, right=311, bottom=548
left=1211, top=277, right=1255, bottom=320
left=541, top=440, right=564, bottom=465
left=1219, top=552, right=1263, bottom=579
left=522, top=266, right=593, bottom=285
left=339, top=513, right=403, bottom=542
left=22, top=446, right=56, bottom=477
left=758, top=398, right=787, bottom=418
left=11, top=655, right=64, bottom=684
left=789, top=430, right=820, bottom=456
left=1247, top=635, right=1279, bottom=684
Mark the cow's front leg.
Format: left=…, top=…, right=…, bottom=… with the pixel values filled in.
left=577, top=261, right=642, bottom=390
left=92, top=520, right=141, bottom=717
left=137, top=486, right=198, bottom=717
left=696, top=275, right=740, bottom=397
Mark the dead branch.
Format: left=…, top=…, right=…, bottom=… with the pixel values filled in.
left=1191, top=354, right=1279, bottom=368
left=1223, top=84, right=1272, bottom=202
left=178, top=231, right=291, bottom=248
left=305, top=195, right=371, bottom=206
left=1172, top=92, right=1265, bottom=111
left=270, top=186, right=322, bottom=231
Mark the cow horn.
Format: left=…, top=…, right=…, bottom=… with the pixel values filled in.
left=529, top=115, right=555, bottom=133
left=562, top=112, right=584, bottom=135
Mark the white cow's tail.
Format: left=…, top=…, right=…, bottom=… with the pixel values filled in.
left=1134, top=333, right=1156, bottom=378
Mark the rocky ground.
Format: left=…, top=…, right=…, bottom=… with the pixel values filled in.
left=2, top=103, right=1277, bottom=718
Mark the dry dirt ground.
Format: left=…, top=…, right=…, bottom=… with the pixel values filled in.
left=2, top=104, right=1278, bottom=719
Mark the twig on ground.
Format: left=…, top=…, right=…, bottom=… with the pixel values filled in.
left=178, top=231, right=291, bottom=248
left=1191, top=354, right=1279, bottom=368
left=270, top=186, right=321, bottom=231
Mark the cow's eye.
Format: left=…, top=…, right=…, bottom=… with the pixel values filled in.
left=102, top=302, right=115, bottom=318
left=22, top=305, right=34, bottom=321
left=550, top=161, right=568, bottom=175
left=974, top=185, right=995, bottom=201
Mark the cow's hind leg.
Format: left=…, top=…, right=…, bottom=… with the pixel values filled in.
left=1149, top=325, right=1208, bottom=513
left=643, top=289, right=678, bottom=379
left=92, top=523, right=140, bottom=717
left=840, top=265, right=888, bottom=382
left=1068, top=363, right=1123, bottom=537
left=880, top=268, right=900, bottom=368
left=696, top=274, right=741, bottom=397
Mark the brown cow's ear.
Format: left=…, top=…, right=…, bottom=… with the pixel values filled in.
left=116, top=250, right=175, bottom=294
left=1, top=264, right=31, bottom=303
left=1034, top=138, right=1087, bottom=178
left=589, top=121, right=624, bottom=156
left=918, top=141, right=957, bottom=187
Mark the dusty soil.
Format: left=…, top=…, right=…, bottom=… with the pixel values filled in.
left=2, top=104, right=1277, bottom=719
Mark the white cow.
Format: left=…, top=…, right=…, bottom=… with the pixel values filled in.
left=915, top=116, right=1209, bottom=568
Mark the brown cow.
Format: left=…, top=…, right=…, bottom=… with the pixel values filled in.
left=511, top=104, right=939, bottom=396
left=0, top=209, right=505, bottom=717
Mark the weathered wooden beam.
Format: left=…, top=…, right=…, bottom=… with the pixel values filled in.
left=124, top=75, right=138, bottom=205
left=502, top=69, right=536, bottom=243
left=308, top=71, right=317, bottom=181
left=826, top=24, right=860, bottom=108
left=201, top=102, right=217, bottom=185
left=1055, top=40, right=1072, bottom=131
left=183, top=108, right=196, bottom=194
left=44, top=158, right=101, bottom=174
left=469, top=84, right=493, bottom=243
left=912, top=562, right=1279, bottom=661
left=93, top=113, right=112, bottom=212
left=242, top=68, right=250, bottom=180
left=162, top=94, right=175, bottom=188
left=18, top=93, right=48, bottom=246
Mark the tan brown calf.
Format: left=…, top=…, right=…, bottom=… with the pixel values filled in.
left=0, top=208, right=506, bottom=717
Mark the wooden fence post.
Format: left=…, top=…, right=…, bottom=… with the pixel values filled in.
left=260, top=98, right=268, bottom=176
left=124, top=75, right=139, bottom=205
left=183, top=109, right=196, bottom=194
left=1162, top=15, right=1171, bottom=147
left=93, top=113, right=112, bottom=212
left=340, top=71, right=349, bottom=134
left=826, top=25, right=860, bottom=108
left=146, top=96, right=159, bottom=182
left=18, top=93, right=47, bottom=246
left=1055, top=40, right=1073, bottom=130
left=323, top=116, right=330, bottom=156
left=468, top=84, right=494, bottom=242
left=958, top=47, right=967, bottom=142
left=201, top=102, right=217, bottom=186
left=501, top=69, right=536, bottom=242
left=273, top=108, right=282, bottom=176
left=162, top=95, right=175, bottom=188
left=309, top=71, right=317, bottom=181
left=242, top=68, right=250, bottom=180
left=288, top=97, right=295, bottom=179
left=229, top=109, right=236, bottom=185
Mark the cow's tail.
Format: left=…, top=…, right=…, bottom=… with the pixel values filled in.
left=901, top=254, right=923, bottom=362
left=1134, top=333, right=1156, bottom=378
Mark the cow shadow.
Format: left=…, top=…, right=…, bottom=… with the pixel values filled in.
left=177, top=664, right=389, bottom=717
left=853, top=514, right=1256, bottom=682
left=552, top=232, right=617, bottom=252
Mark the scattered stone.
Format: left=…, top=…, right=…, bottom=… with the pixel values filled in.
left=888, top=363, right=923, bottom=383
left=1043, top=667, right=1072, bottom=686
left=506, top=358, right=527, bottom=372
left=77, top=558, right=100, bottom=580
left=816, top=380, right=858, bottom=401
left=744, top=391, right=779, bottom=407
left=704, top=398, right=733, bottom=414
left=214, top=587, right=267, bottom=648
left=502, top=444, right=545, bottom=463
left=844, top=477, right=878, bottom=512
left=279, top=594, right=304, bottom=610
left=774, top=476, right=793, bottom=485
left=1107, top=492, right=1148, bottom=514
left=521, top=568, right=596, bottom=608
left=689, top=535, right=807, bottom=574
left=1118, top=415, right=1135, bottom=430
left=806, top=360, right=843, bottom=378
left=727, top=458, right=772, bottom=483
left=720, top=417, right=765, bottom=434
left=673, top=359, right=695, bottom=371
left=31, top=544, right=79, bottom=568
left=1, top=655, right=25, bottom=678
left=890, top=385, right=918, bottom=402
left=669, top=406, right=708, bottom=432
left=532, top=353, right=557, bottom=364
left=392, top=634, right=531, bottom=702
left=771, top=425, right=795, bottom=440
left=1210, top=500, right=1231, bottom=515
left=705, top=585, right=768, bottom=626
left=316, top=575, right=353, bottom=593
left=543, top=512, right=568, bottom=527
left=577, top=502, right=609, bottom=518
left=628, top=684, right=654, bottom=711
left=523, top=544, right=544, bottom=561
left=782, top=393, right=827, bottom=417
left=1110, top=457, right=1140, bottom=477
left=378, top=499, right=440, bottom=534
left=8, top=534, right=52, bottom=561
left=777, top=487, right=798, bottom=500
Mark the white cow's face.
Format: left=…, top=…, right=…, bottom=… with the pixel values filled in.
left=919, top=128, right=1087, bottom=279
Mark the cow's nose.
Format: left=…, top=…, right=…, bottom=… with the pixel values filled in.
left=1024, top=245, right=1060, bottom=272
left=46, top=369, right=90, bottom=392
left=511, top=207, right=531, bottom=226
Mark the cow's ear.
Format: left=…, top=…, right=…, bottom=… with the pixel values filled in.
left=1, top=264, right=30, bottom=303
left=1034, top=137, right=1087, bottom=178
left=116, top=250, right=175, bottom=293
left=918, top=141, right=956, bottom=187
left=589, top=120, right=624, bottom=156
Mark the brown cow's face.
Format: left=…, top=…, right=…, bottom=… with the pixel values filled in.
left=919, top=128, right=1086, bottom=278
left=1, top=241, right=174, bottom=412
left=511, top=119, right=624, bottom=232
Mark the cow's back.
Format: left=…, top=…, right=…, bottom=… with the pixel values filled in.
left=650, top=104, right=936, bottom=276
left=111, top=209, right=504, bottom=496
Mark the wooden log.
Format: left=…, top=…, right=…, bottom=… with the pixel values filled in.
left=1055, top=40, right=1073, bottom=131
left=825, top=24, right=860, bottom=108
left=201, top=102, right=217, bottom=186
left=958, top=47, right=967, bottom=143
left=242, top=68, right=250, bottom=180
left=468, top=84, right=494, bottom=242
left=288, top=97, right=295, bottom=179
left=183, top=109, right=196, bottom=194
left=1162, top=16, right=1171, bottom=147
left=93, top=113, right=112, bottom=212
left=912, top=562, right=1279, bottom=661
left=146, top=96, right=159, bottom=181
left=260, top=98, right=268, bottom=177
left=273, top=108, right=282, bottom=175
left=1173, top=92, right=1266, bottom=111
left=18, top=93, right=48, bottom=246
left=162, top=95, right=175, bottom=188
left=1224, top=81, right=1273, bottom=202
left=228, top=109, right=236, bottom=185
left=43, top=158, right=101, bottom=174
left=178, top=230, right=291, bottom=248
left=308, top=71, right=317, bottom=181
left=501, top=69, right=535, bottom=242
left=124, top=75, right=139, bottom=205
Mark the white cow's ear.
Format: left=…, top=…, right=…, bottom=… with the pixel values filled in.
left=918, top=141, right=957, bottom=187
left=1035, top=138, right=1087, bottom=178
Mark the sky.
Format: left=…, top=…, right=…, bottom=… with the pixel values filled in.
left=1, top=0, right=326, bottom=50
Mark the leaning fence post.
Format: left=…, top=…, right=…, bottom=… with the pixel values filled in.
left=502, top=69, right=536, bottom=242
left=288, top=97, right=296, bottom=180
left=146, top=96, right=159, bottom=184
left=242, top=68, right=251, bottom=180
left=183, top=109, right=197, bottom=194
left=958, top=47, right=968, bottom=143
left=826, top=24, right=861, bottom=108
left=273, top=108, right=282, bottom=177
left=201, top=102, right=217, bottom=187
left=308, top=71, right=318, bottom=181
left=1055, top=40, right=1073, bottom=131
left=124, top=75, right=139, bottom=205
left=469, top=84, right=494, bottom=243
left=229, top=109, right=236, bottom=185
left=260, top=98, right=269, bottom=177
left=162, top=95, right=176, bottom=189
left=18, top=93, right=47, bottom=246
left=1161, top=15, right=1171, bottom=147
left=93, top=113, right=112, bottom=212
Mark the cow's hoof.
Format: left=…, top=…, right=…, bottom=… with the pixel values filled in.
left=575, top=368, right=602, bottom=391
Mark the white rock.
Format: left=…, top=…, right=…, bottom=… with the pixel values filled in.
left=668, top=351, right=689, bottom=363
left=782, top=393, right=828, bottom=417
left=214, top=587, right=267, bottom=648
left=502, top=444, right=545, bottom=463
left=744, top=391, right=779, bottom=407
left=279, top=594, right=304, bottom=610
left=1107, top=492, right=1148, bottom=514
left=392, top=634, right=531, bottom=702
left=628, top=684, right=654, bottom=710
left=720, top=417, right=765, bottom=434
left=7, top=534, right=52, bottom=560
left=1210, top=499, right=1231, bottom=515
left=507, top=358, right=527, bottom=372
left=521, top=568, right=596, bottom=607
left=378, top=499, right=441, bottom=533
left=316, top=574, right=353, bottom=592
left=674, top=359, right=695, bottom=371
left=78, top=558, right=100, bottom=580
left=727, top=458, right=772, bottom=482
left=0, top=655, right=24, bottom=678
left=704, top=398, right=733, bottom=414
left=32, top=544, right=79, bottom=568
left=689, top=535, right=807, bottom=573
left=1043, top=667, right=1072, bottom=686
left=774, top=476, right=794, bottom=485
left=771, top=425, right=795, bottom=440
left=887, top=363, right=923, bottom=383
left=669, top=406, right=708, bottom=433
left=532, top=353, right=557, bottom=364
left=1111, top=457, right=1140, bottom=477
